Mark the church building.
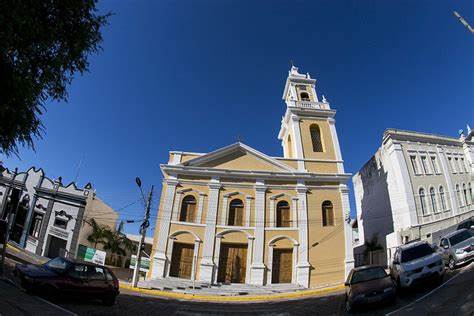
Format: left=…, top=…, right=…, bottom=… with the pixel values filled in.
left=148, top=66, right=354, bottom=289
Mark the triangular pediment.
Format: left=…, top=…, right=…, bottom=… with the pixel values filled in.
left=181, top=143, right=295, bottom=172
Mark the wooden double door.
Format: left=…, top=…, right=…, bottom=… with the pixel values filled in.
left=169, top=242, right=194, bottom=279
left=272, top=248, right=293, bottom=284
left=217, top=243, right=247, bottom=284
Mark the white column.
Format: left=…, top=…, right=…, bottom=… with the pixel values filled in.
left=172, top=192, right=183, bottom=221
left=199, top=178, right=221, bottom=283
left=437, top=146, right=459, bottom=214
left=292, top=197, right=299, bottom=228
left=152, top=178, right=178, bottom=279
left=328, top=118, right=345, bottom=174
left=245, top=236, right=254, bottom=284
left=250, top=180, right=267, bottom=285
left=292, top=244, right=299, bottom=284
left=220, top=196, right=229, bottom=225
left=196, top=193, right=206, bottom=224
left=245, top=196, right=252, bottom=227
left=269, top=198, right=276, bottom=227
left=291, top=115, right=306, bottom=171
left=191, top=240, right=201, bottom=281
left=165, top=237, right=175, bottom=277
left=340, top=184, right=355, bottom=280
left=267, top=244, right=274, bottom=285
left=296, top=182, right=310, bottom=288
left=213, top=235, right=222, bottom=284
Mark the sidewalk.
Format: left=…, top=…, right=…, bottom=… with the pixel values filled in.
left=6, top=242, right=49, bottom=265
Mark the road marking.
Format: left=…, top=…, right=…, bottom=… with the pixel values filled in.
left=385, top=263, right=472, bottom=316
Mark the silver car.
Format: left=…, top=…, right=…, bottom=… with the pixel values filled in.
left=438, top=229, right=474, bottom=270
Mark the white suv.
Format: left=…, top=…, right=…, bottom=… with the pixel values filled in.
left=390, top=241, right=444, bottom=288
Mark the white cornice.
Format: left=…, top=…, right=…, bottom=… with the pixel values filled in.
left=161, top=164, right=351, bottom=183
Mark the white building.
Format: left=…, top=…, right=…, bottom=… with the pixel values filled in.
left=352, top=127, right=474, bottom=261
left=0, top=165, right=117, bottom=258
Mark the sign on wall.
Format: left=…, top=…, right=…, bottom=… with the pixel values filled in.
left=129, top=255, right=150, bottom=272
left=77, top=244, right=106, bottom=265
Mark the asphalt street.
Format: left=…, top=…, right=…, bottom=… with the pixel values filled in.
left=3, top=257, right=473, bottom=316
left=53, top=262, right=474, bottom=316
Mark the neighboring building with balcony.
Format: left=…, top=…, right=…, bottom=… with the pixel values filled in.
left=353, top=127, right=474, bottom=262
left=0, top=165, right=118, bottom=259
left=148, top=66, right=354, bottom=289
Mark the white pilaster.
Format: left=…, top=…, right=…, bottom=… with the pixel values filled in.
left=340, top=184, right=355, bottom=280
left=296, top=182, right=310, bottom=288
left=220, top=196, right=229, bottom=225
left=245, top=196, right=252, bottom=227
left=266, top=244, right=274, bottom=284
left=152, top=178, right=178, bottom=279
left=291, top=115, right=306, bottom=171
left=199, top=178, right=221, bottom=283
left=245, top=236, right=254, bottom=284
left=328, top=118, right=345, bottom=174
left=292, top=197, right=299, bottom=228
left=269, top=198, right=276, bottom=227
left=191, top=240, right=201, bottom=281
left=213, top=235, right=222, bottom=284
left=172, top=191, right=183, bottom=221
left=250, top=180, right=267, bottom=285
left=196, top=193, right=206, bottom=224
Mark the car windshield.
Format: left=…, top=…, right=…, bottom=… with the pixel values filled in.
left=350, top=267, right=387, bottom=284
left=449, top=230, right=472, bottom=246
left=401, top=244, right=434, bottom=263
left=44, top=257, right=70, bottom=273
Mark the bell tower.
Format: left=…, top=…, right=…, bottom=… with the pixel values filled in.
left=278, top=66, right=345, bottom=174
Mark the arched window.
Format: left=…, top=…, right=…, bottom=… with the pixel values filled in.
left=276, top=201, right=291, bottom=227
left=300, top=92, right=310, bottom=101
left=322, top=201, right=334, bottom=226
left=179, top=195, right=196, bottom=222
left=419, top=188, right=427, bottom=215
left=430, top=187, right=437, bottom=213
left=310, top=124, right=323, bottom=152
left=439, top=186, right=447, bottom=211
left=228, top=199, right=244, bottom=226
left=463, top=184, right=469, bottom=205
left=456, top=184, right=463, bottom=206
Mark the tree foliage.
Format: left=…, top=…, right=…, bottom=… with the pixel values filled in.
left=0, top=0, right=110, bottom=155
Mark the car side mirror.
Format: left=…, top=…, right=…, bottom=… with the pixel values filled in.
left=393, top=260, right=399, bottom=265
left=344, top=281, right=350, bottom=286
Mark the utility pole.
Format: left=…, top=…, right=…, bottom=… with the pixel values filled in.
left=132, top=182, right=153, bottom=287
left=454, top=11, right=474, bottom=34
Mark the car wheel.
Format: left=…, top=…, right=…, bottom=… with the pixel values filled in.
left=102, top=295, right=116, bottom=306
left=448, top=257, right=456, bottom=270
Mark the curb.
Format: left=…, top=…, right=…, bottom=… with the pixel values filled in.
left=120, top=283, right=345, bottom=303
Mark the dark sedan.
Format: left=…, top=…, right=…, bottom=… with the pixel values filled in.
left=345, top=265, right=396, bottom=312
left=14, top=257, right=119, bottom=305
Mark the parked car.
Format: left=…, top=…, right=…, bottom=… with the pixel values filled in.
left=14, top=257, right=119, bottom=305
left=457, top=218, right=474, bottom=233
left=344, top=265, right=396, bottom=312
left=389, top=241, right=444, bottom=288
left=438, top=229, right=474, bottom=270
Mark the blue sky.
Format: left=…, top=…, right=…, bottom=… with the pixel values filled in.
left=3, top=1, right=473, bottom=236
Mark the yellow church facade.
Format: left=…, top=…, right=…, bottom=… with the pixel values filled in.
left=148, top=66, right=354, bottom=289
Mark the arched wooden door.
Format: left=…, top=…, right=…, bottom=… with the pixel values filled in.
left=169, top=242, right=194, bottom=279
left=272, top=248, right=293, bottom=283
left=217, top=243, right=247, bottom=284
